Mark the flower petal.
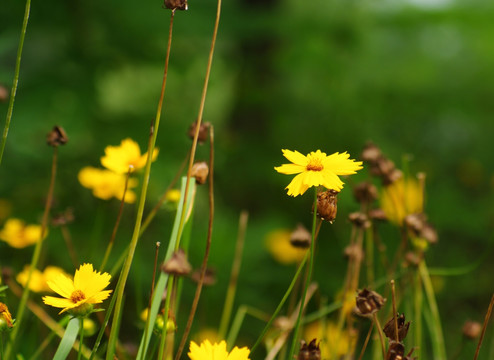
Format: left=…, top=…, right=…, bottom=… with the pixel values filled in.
left=281, top=149, right=308, bottom=166
left=46, top=274, right=74, bottom=298
left=285, top=173, right=310, bottom=197
left=274, top=163, right=305, bottom=175
left=323, top=152, right=363, bottom=175
left=42, top=296, right=74, bottom=309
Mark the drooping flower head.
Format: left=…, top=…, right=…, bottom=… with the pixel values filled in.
left=101, top=138, right=159, bottom=174
left=188, top=340, right=250, bottom=360
left=78, top=167, right=138, bottom=203
left=0, top=218, right=47, bottom=248
left=0, top=302, right=14, bottom=330
left=42, top=263, right=112, bottom=316
left=274, top=149, right=363, bottom=197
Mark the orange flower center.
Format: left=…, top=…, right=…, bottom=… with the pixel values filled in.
left=306, top=158, right=324, bottom=172
left=70, top=290, right=86, bottom=303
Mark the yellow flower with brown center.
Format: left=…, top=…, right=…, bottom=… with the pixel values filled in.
left=16, top=265, right=70, bottom=293
left=100, top=138, right=159, bottom=174
left=188, top=340, right=250, bottom=360
left=0, top=218, right=46, bottom=248
left=265, top=229, right=307, bottom=265
left=380, top=177, right=423, bottom=225
left=0, top=302, right=14, bottom=329
left=42, top=263, right=112, bottom=316
left=274, top=149, right=363, bottom=197
left=78, top=167, right=138, bottom=203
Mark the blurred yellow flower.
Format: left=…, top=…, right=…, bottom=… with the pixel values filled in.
left=165, top=189, right=181, bottom=204
left=194, top=328, right=220, bottom=345
left=78, top=167, right=138, bottom=203
left=17, top=265, right=69, bottom=293
left=265, top=229, right=307, bottom=265
left=275, top=149, right=363, bottom=197
left=188, top=340, right=250, bottom=360
left=82, top=318, right=97, bottom=337
left=43, top=263, right=112, bottom=315
left=100, top=138, right=159, bottom=174
left=0, top=218, right=46, bottom=248
left=381, top=177, right=423, bottom=225
left=304, top=321, right=354, bottom=359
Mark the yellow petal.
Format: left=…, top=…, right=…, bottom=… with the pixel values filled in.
left=42, top=296, right=74, bottom=309
left=281, top=149, right=308, bottom=166
left=323, top=152, right=363, bottom=175
left=274, top=163, right=305, bottom=175
left=46, top=274, right=75, bottom=298
left=285, top=173, right=310, bottom=197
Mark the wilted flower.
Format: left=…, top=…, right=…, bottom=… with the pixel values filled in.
left=43, top=263, right=112, bottom=316
left=101, top=138, right=159, bottom=174
left=0, top=302, right=14, bottom=330
left=315, top=190, right=338, bottom=223
left=0, top=218, right=46, bottom=248
left=78, top=167, right=138, bottom=203
left=275, top=149, right=362, bottom=197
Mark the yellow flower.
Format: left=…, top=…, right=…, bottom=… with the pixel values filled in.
left=0, top=218, right=46, bottom=248
left=274, top=149, right=363, bottom=197
left=381, top=177, right=423, bottom=225
left=42, top=263, right=112, bottom=315
left=0, top=302, right=14, bottom=330
left=16, top=265, right=69, bottom=293
left=165, top=189, right=181, bottom=204
left=100, top=138, right=159, bottom=174
left=188, top=340, right=250, bottom=360
left=265, top=230, right=307, bottom=265
left=304, top=321, right=354, bottom=359
left=78, top=167, right=138, bottom=203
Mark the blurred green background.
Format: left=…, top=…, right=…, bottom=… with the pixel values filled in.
left=1, top=0, right=494, bottom=357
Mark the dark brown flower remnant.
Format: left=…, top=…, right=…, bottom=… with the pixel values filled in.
left=191, top=161, right=209, bottom=185
left=46, top=125, right=68, bottom=147
left=0, top=84, right=8, bottom=103
left=52, top=208, right=75, bottom=227
left=355, top=289, right=386, bottom=315
left=404, top=214, right=438, bottom=244
left=344, top=243, right=364, bottom=262
left=164, top=0, right=188, bottom=10
left=190, top=267, right=216, bottom=286
left=462, top=320, right=482, bottom=340
left=161, top=249, right=192, bottom=276
left=386, top=340, right=405, bottom=360
left=290, top=223, right=311, bottom=249
left=297, top=339, right=321, bottom=360
left=315, top=190, right=338, bottom=223
left=353, top=181, right=378, bottom=204
left=187, top=121, right=210, bottom=143
left=361, top=142, right=402, bottom=185
left=348, top=212, right=371, bottom=229
left=368, top=208, right=388, bottom=221
left=383, top=313, right=410, bottom=342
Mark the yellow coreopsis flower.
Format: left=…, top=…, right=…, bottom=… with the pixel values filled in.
left=265, top=229, right=307, bottom=265
left=0, top=218, right=46, bottom=248
left=274, top=149, right=363, bottom=197
left=381, top=177, right=423, bottom=225
left=100, top=138, right=159, bottom=174
left=17, top=265, right=69, bottom=293
left=188, top=340, right=250, bottom=360
left=78, top=166, right=138, bottom=203
left=42, top=263, right=112, bottom=316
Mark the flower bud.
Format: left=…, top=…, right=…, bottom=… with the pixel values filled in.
left=315, top=190, right=338, bottom=223
left=163, top=0, right=187, bottom=10
left=191, top=161, right=209, bottom=185
left=46, top=125, right=68, bottom=147
left=290, top=223, right=311, bottom=249
left=355, top=289, right=386, bottom=316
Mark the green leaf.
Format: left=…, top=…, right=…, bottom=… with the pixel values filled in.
left=53, top=317, right=80, bottom=360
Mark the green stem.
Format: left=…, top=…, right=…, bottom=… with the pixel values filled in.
left=288, top=188, right=318, bottom=359
left=0, top=0, right=31, bottom=166
left=419, top=259, right=446, bottom=360
left=250, top=251, right=309, bottom=354
left=78, top=318, right=84, bottom=360
left=158, top=276, right=175, bottom=360
left=373, top=312, right=386, bottom=359
left=414, top=266, right=423, bottom=359
left=6, top=146, right=58, bottom=359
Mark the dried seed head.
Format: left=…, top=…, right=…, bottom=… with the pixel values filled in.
left=421, top=224, right=438, bottom=244
left=0, top=84, right=8, bottom=103
left=355, top=288, right=386, bottom=316
left=361, top=142, right=382, bottom=163
left=187, top=121, right=210, bottom=143
left=404, top=251, right=421, bottom=267
left=191, top=161, right=209, bottom=185
left=348, top=212, right=371, bottom=229
left=290, top=223, right=311, bottom=249
left=297, top=340, right=310, bottom=360
left=383, top=313, right=411, bottom=341
left=307, top=339, right=321, bottom=360
left=462, top=320, right=482, bottom=340
left=404, top=214, right=426, bottom=234
left=344, top=243, right=364, bottom=262
left=368, top=208, right=388, bottom=221
left=52, top=208, right=75, bottom=227
left=386, top=340, right=405, bottom=360
left=353, top=181, right=378, bottom=204
left=161, top=249, right=192, bottom=276
left=46, top=125, right=68, bottom=147
left=190, top=267, right=216, bottom=286
left=315, top=190, right=338, bottom=223
left=163, top=0, right=188, bottom=10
